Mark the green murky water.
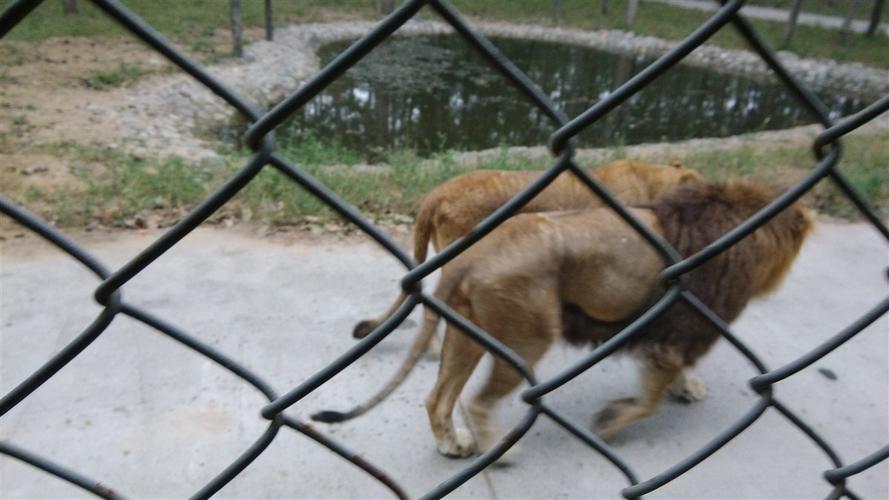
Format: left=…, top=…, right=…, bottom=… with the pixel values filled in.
left=260, top=35, right=865, bottom=159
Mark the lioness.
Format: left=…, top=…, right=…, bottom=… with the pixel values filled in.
left=352, top=159, right=703, bottom=339
left=318, top=180, right=812, bottom=458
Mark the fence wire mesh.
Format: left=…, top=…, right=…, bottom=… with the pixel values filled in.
left=1, top=0, right=887, bottom=498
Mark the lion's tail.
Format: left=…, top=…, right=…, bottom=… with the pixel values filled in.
left=412, top=195, right=437, bottom=264
left=351, top=196, right=440, bottom=339
left=312, top=299, right=442, bottom=423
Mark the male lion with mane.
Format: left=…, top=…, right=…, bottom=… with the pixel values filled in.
left=352, top=159, right=703, bottom=339
left=317, top=179, right=813, bottom=459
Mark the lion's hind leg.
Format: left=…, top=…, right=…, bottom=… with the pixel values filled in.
left=467, top=289, right=560, bottom=458
left=468, top=338, right=551, bottom=453
left=593, top=357, right=684, bottom=440
left=425, top=320, right=485, bottom=458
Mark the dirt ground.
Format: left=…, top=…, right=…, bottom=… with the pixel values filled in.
left=0, top=37, right=169, bottom=145
left=0, top=26, right=270, bottom=148
left=0, top=37, right=168, bottom=225
left=0, top=28, right=232, bottom=236
left=0, top=28, right=268, bottom=214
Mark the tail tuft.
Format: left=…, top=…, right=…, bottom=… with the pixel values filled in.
left=311, top=410, right=352, bottom=423
left=352, top=320, right=376, bottom=339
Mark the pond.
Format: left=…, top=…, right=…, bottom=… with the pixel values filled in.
left=260, top=34, right=865, bottom=159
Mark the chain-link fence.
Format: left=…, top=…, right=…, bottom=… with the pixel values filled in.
left=1, top=0, right=887, bottom=498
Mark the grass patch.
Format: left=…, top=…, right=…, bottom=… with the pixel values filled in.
left=0, top=44, right=27, bottom=67
left=4, top=0, right=376, bottom=63
left=4, top=0, right=887, bottom=69
left=451, top=0, right=889, bottom=69
left=0, top=69, right=16, bottom=84
left=683, top=132, right=889, bottom=218
left=287, top=132, right=364, bottom=167
left=233, top=145, right=548, bottom=225
left=748, top=0, right=878, bottom=20
left=17, top=143, right=216, bottom=227
left=82, top=63, right=145, bottom=90
left=9, top=140, right=546, bottom=228
left=10, top=132, right=887, bottom=230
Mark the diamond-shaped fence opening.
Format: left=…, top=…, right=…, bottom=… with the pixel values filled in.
left=1, top=0, right=887, bottom=498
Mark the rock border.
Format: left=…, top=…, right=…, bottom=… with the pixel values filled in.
left=114, top=21, right=889, bottom=160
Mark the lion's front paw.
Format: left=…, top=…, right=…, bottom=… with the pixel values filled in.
left=669, top=372, right=707, bottom=403
left=436, top=427, right=477, bottom=458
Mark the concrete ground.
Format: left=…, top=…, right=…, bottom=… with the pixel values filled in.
left=1, top=221, right=887, bottom=499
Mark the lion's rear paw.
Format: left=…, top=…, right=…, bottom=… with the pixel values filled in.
left=669, top=372, right=707, bottom=403
left=436, top=427, right=477, bottom=458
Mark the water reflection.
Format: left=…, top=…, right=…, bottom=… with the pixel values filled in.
left=277, top=35, right=864, bottom=158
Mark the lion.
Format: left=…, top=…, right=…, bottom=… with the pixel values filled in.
left=316, top=179, right=813, bottom=459
left=352, top=159, right=704, bottom=339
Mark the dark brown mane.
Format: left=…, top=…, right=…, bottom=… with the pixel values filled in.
left=563, top=180, right=812, bottom=367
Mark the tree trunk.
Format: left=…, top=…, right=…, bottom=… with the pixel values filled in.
left=838, top=0, right=862, bottom=45
left=265, top=0, right=273, bottom=41
left=230, top=0, right=243, bottom=58
left=62, top=0, right=78, bottom=15
left=379, top=0, right=395, bottom=15
left=601, top=0, right=609, bottom=16
left=626, top=0, right=639, bottom=28
left=868, top=0, right=885, bottom=36
left=782, top=0, right=804, bottom=48
left=553, top=0, right=562, bottom=25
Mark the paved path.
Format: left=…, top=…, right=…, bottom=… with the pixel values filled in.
left=1, top=223, right=887, bottom=498
left=646, top=0, right=889, bottom=34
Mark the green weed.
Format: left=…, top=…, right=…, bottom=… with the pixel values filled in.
left=284, top=132, right=363, bottom=167
left=0, top=45, right=28, bottom=67
left=82, top=63, right=145, bottom=90
left=0, top=70, right=16, bottom=84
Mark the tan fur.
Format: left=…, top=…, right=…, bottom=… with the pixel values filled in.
left=321, top=161, right=701, bottom=426
left=352, top=160, right=703, bottom=339
left=319, top=180, right=813, bottom=458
